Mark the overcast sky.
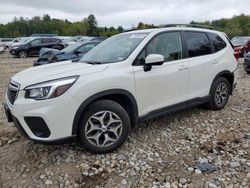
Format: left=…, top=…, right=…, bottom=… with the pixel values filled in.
left=0, top=0, right=249, bottom=28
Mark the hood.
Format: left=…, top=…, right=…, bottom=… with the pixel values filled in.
left=11, top=42, right=22, bottom=47
left=11, top=61, right=109, bottom=89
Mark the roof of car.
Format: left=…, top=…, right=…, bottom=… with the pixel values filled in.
left=125, top=27, right=221, bottom=35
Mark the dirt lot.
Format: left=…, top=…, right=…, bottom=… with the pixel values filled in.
left=0, top=51, right=250, bottom=188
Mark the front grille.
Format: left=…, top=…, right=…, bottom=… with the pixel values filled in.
left=7, top=81, right=20, bottom=105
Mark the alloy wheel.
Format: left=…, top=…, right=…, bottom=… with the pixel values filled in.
left=215, top=83, right=228, bottom=106
left=84, top=111, right=123, bottom=147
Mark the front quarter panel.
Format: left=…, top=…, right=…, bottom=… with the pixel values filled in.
left=68, top=62, right=136, bottom=107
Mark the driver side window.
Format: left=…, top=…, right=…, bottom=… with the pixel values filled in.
left=77, top=43, right=96, bottom=53
left=30, top=39, right=41, bottom=46
left=135, top=32, right=183, bottom=65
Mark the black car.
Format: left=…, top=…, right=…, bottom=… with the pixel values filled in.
left=244, top=52, right=250, bottom=74
left=34, top=41, right=100, bottom=66
left=9, top=37, right=64, bottom=58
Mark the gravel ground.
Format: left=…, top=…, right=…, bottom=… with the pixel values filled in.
left=0, top=51, right=250, bottom=188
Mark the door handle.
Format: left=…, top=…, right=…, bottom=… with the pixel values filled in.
left=179, top=65, right=188, bottom=71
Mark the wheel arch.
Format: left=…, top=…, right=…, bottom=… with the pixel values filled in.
left=210, top=70, right=234, bottom=95
left=72, top=89, right=138, bottom=135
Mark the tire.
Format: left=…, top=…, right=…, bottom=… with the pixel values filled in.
left=18, top=50, right=27, bottom=58
left=78, top=100, right=131, bottom=153
left=246, top=70, right=250, bottom=74
left=207, top=77, right=230, bottom=110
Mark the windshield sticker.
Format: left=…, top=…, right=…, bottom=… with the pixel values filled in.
left=129, top=34, right=147, bottom=39
left=118, top=57, right=124, bottom=61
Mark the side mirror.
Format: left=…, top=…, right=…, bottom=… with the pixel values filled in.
left=75, top=50, right=82, bottom=55
left=144, top=54, right=164, bottom=72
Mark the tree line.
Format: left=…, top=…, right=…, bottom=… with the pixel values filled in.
left=0, top=14, right=124, bottom=38
left=0, top=13, right=249, bottom=38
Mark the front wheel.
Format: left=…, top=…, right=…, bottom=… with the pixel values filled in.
left=18, top=50, right=27, bottom=58
left=207, top=77, right=230, bottom=110
left=78, top=100, right=131, bottom=153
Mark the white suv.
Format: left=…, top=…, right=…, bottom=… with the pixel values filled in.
left=4, top=26, right=239, bottom=153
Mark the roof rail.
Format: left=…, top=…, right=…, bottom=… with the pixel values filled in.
left=161, top=24, right=215, bottom=30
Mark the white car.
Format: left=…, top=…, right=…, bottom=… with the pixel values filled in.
left=8, top=37, right=29, bottom=48
left=4, top=25, right=239, bottom=153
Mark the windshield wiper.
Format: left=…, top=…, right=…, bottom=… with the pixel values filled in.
left=81, top=61, right=102, bottom=65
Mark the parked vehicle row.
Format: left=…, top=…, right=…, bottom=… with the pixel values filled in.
left=0, top=39, right=5, bottom=52
left=4, top=26, right=239, bottom=153
left=5, top=35, right=107, bottom=59
left=34, top=41, right=101, bottom=66
left=232, top=36, right=250, bottom=57
left=9, top=37, right=65, bottom=58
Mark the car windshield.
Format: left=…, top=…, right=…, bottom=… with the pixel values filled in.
left=79, top=33, right=148, bottom=64
left=231, top=37, right=249, bottom=46
left=62, top=43, right=82, bottom=53
left=19, top=37, right=28, bottom=43
left=24, top=37, right=37, bottom=44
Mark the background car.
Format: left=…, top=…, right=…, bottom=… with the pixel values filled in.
left=7, top=37, right=29, bottom=48
left=34, top=41, right=101, bottom=66
left=0, top=39, right=5, bottom=52
left=244, top=52, right=250, bottom=74
left=9, top=37, right=65, bottom=58
left=231, top=36, right=250, bottom=57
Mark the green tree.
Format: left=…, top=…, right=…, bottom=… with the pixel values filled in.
left=86, top=14, right=98, bottom=36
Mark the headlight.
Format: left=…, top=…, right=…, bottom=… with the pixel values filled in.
left=24, top=76, right=79, bottom=100
left=12, top=46, right=19, bottom=49
left=48, top=55, right=55, bottom=62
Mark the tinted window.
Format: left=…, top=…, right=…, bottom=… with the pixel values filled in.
left=42, top=38, right=51, bottom=44
left=185, top=32, right=212, bottom=57
left=42, top=38, right=58, bottom=44
left=146, top=32, right=182, bottom=62
left=30, top=39, right=42, bottom=46
left=208, top=33, right=226, bottom=52
left=77, top=43, right=97, bottom=53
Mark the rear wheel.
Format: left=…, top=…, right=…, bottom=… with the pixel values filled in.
left=207, top=77, right=230, bottom=110
left=78, top=100, right=131, bottom=153
left=18, top=51, right=27, bottom=58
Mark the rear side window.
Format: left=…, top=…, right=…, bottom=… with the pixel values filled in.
left=42, top=38, right=58, bottom=44
left=208, top=33, right=226, bottom=52
left=184, top=31, right=212, bottom=57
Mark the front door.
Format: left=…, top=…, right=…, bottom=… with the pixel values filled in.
left=133, top=32, right=189, bottom=116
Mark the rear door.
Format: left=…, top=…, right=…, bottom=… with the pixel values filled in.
left=182, top=31, right=215, bottom=100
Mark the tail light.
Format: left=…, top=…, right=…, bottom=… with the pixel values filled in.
left=234, top=51, right=240, bottom=60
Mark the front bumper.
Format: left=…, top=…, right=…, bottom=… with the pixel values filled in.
left=4, top=90, right=80, bottom=143
left=9, top=49, right=18, bottom=56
